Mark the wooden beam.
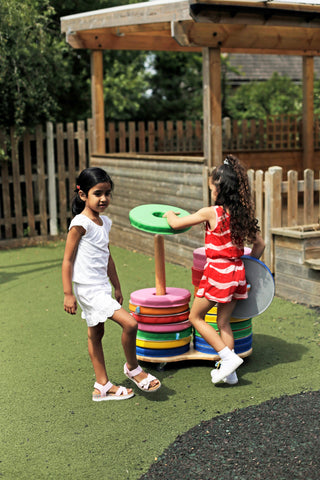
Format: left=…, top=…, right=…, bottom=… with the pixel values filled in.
left=90, top=50, right=105, bottom=154
left=67, top=28, right=201, bottom=52
left=181, top=23, right=320, bottom=54
left=302, top=56, right=314, bottom=170
left=65, top=21, right=320, bottom=55
left=202, top=48, right=222, bottom=170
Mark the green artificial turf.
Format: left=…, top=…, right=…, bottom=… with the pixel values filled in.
left=1, top=240, right=319, bottom=479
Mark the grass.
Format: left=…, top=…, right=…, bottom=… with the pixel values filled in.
left=1, top=240, right=320, bottom=479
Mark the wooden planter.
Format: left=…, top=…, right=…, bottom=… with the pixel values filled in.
left=272, top=224, right=320, bottom=306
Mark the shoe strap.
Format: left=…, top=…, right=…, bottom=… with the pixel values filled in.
left=125, top=364, right=142, bottom=378
left=94, top=381, right=113, bottom=396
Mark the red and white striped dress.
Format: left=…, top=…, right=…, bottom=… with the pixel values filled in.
left=196, top=205, right=248, bottom=303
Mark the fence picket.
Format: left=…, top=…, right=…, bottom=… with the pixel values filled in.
left=166, top=121, right=174, bottom=151
left=255, top=170, right=264, bottom=237
left=0, top=133, right=12, bottom=237
left=36, top=125, right=47, bottom=235
left=148, top=121, right=155, bottom=152
left=287, top=170, right=298, bottom=227
left=67, top=122, right=76, bottom=208
left=78, top=120, right=86, bottom=171
left=157, top=121, right=165, bottom=152
left=11, top=130, right=23, bottom=237
left=56, top=123, right=67, bottom=233
left=129, top=121, right=136, bottom=152
left=136, top=121, right=144, bottom=152
left=304, top=169, right=314, bottom=224
left=108, top=122, right=116, bottom=153
left=23, top=131, right=36, bottom=237
left=119, top=122, right=126, bottom=152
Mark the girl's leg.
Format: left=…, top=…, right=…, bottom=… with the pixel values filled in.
left=88, top=323, right=133, bottom=395
left=189, top=297, right=243, bottom=383
left=189, top=296, right=226, bottom=352
left=111, top=307, right=160, bottom=389
left=216, top=300, right=239, bottom=384
left=216, top=300, right=237, bottom=350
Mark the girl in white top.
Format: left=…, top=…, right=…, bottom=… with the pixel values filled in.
left=62, top=167, right=161, bottom=401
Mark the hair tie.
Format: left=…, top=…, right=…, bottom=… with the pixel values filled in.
left=224, top=158, right=230, bottom=166
left=76, top=185, right=80, bottom=190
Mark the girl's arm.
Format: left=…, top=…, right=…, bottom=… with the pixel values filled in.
left=108, top=249, right=123, bottom=305
left=250, top=232, right=265, bottom=259
left=163, top=207, right=216, bottom=231
left=62, top=226, right=84, bottom=315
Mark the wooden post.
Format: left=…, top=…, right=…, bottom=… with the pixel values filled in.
left=154, top=234, right=166, bottom=295
left=302, top=56, right=314, bottom=170
left=91, top=50, right=105, bottom=154
left=264, top=166, right=283, bottom=272
left=202, top=47, right=222, bottom=171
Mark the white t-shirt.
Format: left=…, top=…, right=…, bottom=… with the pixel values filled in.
left=69, top=214, right=112, bottom=285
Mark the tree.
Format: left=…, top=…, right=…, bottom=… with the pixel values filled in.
left=0, top=0, right=145, bottom=128
left=225, top=72, right=303, bottom=120
left=0, top=0, right=66, bottom=129
left=137, top=51, right=203, bottom=120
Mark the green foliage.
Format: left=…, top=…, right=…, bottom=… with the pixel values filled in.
left=0, top=0, right=64, bottom=129
left=137, top=52, right=203, bottom=120
left=103, top=51, right=150, bottom=120
left=225, top=72, right=303, bottom=120
left=1, top=0, right=320, bottom=128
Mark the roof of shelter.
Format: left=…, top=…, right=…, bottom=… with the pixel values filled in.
left=61, top=0, right=320, bottom=55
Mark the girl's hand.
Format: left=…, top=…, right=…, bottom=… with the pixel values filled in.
left=64, top=294, right=77, bottom=315
left=114, top=288, right=123, bottom=305
left=163, top=207, right=216, bottom=230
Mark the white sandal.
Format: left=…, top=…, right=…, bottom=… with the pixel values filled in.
left=124, top=364, right=161, bottom=392
left=92, top=381, right=134, bottom=401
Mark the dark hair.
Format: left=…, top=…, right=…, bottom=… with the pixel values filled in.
left=211, top=154, right=259, bottom=246
left=72, top=167, right=114, bottom=215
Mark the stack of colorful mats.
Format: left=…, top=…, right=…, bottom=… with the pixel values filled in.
left=192, top=247, right=253, bottom=357
left=130, top=287, right=192, bottom=359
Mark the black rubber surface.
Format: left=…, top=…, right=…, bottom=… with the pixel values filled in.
left=140, top=390, right=319, bottom=480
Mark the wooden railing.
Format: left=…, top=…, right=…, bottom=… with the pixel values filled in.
left=248, top=166, right=320, bottom=270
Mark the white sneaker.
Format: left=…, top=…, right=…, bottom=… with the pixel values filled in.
left=211, top=354, right=243, bottom=384
left=223, top=371, right=238, bottom=385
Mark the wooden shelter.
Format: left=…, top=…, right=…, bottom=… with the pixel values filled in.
left=61, top=0, right=320, bottom=169
left=60, top=1, right=320, bottom=275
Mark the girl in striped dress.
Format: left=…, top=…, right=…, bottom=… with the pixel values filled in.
left=164, top=155, right=265, bottom=385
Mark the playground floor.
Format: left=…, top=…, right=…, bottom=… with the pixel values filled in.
left=140, top=389, right=320, bottom=480
left=1, top=241, right=319, bottom=479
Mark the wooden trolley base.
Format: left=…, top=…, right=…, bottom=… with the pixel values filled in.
left=137, top=342, right=252, bottom=364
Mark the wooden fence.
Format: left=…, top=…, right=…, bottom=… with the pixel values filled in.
left=103, top=115, right=320, bottom=152
left=0, top=121, right=90, bottom=241
left=248, top=166, right=320, bottom=269
left=0, top=118, right=320, bottom=272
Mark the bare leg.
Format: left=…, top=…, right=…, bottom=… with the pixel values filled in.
left=217, top=300, right=237, bottom=350
left=111, top=307, right=160, bottom=389
left=189, top=297, right=243, bottom=383
left=88, top=323, right=133, bottom=395
left=189, top=296, right=226, bottom=352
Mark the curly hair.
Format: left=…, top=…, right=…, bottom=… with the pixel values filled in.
left=211, top=154, right=260, bottom=246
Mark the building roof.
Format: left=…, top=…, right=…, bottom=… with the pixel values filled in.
left=226, top=54, right=320, bottom=84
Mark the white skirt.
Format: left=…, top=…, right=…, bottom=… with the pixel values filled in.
left=73, top=282, right=122, bottom=327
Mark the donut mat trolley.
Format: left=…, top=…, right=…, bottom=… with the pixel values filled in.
left=129, top=204, right=274, bottom=366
